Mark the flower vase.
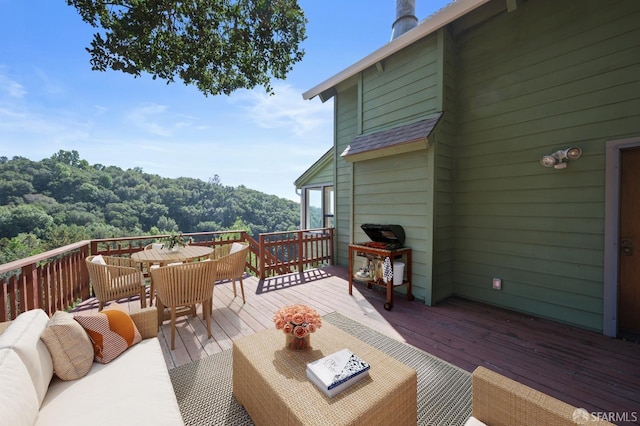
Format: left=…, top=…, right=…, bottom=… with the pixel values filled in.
left=169, top=246, right=180, bottom=253
left=285, top=333, right=311, bottom=351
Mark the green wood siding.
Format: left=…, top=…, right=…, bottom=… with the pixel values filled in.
left=311, top=166, right=332, bottom=187
left=302, top=161, right=333, bottom=187
left=352, top=151, right=432, bottom=302
left=324, top=0, right=640, bottom=332
left=295, top=149, right=333, bottom=189
left=451, top=0, right=640, bottom=331
left=332, top=34, right=443, bottom=301
left=334, top=86, right=358, bottom=266
left=361, top=37, right=441, bottom=132
left=431, top=27, right=456, bottom=304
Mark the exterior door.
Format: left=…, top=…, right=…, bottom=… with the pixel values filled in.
left=619, top=147, right=640, bottom=334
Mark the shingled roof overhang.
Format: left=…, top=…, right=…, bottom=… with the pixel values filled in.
left=341, top=113, right=442, bottom=162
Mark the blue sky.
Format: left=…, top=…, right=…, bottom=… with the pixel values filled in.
left=0, top=0, right=450, bottom=201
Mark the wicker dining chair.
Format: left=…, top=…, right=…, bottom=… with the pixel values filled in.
left=142, top=243, right=182, bottom=306
left=150, top=260, right=218, bottom=350
left=211, top=242, right=250, bottom=303
left=85, top=255, right=147, bottom=311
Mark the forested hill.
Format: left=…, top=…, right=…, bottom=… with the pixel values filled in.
left=0, top=150, right=299, bottom=264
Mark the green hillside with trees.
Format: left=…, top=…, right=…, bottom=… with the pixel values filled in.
left=0, top=150, right=300, bottom=264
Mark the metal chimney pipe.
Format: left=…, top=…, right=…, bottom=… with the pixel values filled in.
left=391, top=0, right=418, bottom=40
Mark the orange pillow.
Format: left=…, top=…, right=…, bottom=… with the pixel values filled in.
left=74, top=309, right=142, bottom=364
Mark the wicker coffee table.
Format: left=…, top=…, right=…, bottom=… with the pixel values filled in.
left=232, top=322, right=417, bottom=425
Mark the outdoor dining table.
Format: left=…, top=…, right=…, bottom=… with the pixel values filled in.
left=131, top=245, right=214, bottom=326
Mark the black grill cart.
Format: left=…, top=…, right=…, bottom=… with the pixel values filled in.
left=348, top=224, right=413, bottom=311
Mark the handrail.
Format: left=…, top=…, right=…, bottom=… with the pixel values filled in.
left=0, top=228, right=334, bottom=321
left=0, top=240, right=91, bottom=322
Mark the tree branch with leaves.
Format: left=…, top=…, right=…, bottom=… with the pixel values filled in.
left=67, top=0, right=307, bottom=96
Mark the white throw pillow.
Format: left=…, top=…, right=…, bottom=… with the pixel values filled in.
left=91, top=255, right=106, bottom=265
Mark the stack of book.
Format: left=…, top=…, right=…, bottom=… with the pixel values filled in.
left=306, top=349, right=370, bottom=398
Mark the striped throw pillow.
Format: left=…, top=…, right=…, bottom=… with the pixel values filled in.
left=74, top=308, right=142, bottom=364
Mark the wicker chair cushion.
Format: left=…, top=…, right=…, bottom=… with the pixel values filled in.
left=230, top=242, right=245, bottom=254
left=74, top=308, right=142, bottom=364
left=91, top=255, right=106, bottom=265
left=40, top=311, right=94, bottom=381
left=112, top=271, right=145, bottom=286
left=150, top=262, right=182, bottom=271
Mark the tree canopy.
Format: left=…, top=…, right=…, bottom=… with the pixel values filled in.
left=67, top=0, right=307, bottom=96
left=0, top=150, right=300, bottom=265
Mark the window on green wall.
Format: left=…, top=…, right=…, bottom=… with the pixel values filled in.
left=304, top=185, right=333, bottom=229
left=324, top=185, right=334, bottom=228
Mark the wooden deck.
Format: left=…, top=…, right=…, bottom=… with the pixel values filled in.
left=73, top=265, right=640, bottom=423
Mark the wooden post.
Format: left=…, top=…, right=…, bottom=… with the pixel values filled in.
left=298, top=230, right=304, bottom=273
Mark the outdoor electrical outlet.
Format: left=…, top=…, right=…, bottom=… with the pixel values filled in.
left=492, top=278, right=502, bottom=290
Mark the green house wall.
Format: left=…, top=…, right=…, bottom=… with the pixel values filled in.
left=296, top=151, right=333, bottom=188
left=451, top=0, right=640, bottom=331
left=328, top=0, right=640, bottom=332
left=334, top=35, right=445, bottom=303
left=432, top=26, right=457, bottom=304
left=304, top=163, right=333, bottom=187
left=334, top=86, right=358, bottom=269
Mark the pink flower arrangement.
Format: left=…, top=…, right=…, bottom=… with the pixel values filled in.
left=273, top=304, right=322, bottom=338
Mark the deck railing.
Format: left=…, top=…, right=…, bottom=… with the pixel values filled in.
left=0, top=228, right=334, bottom=321
left=259, top=229, right=334, bottom=278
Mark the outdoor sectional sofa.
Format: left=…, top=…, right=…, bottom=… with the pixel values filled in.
left=0, top=306, right=184, bottom=426
left=467, top=366, right=615, bottom=426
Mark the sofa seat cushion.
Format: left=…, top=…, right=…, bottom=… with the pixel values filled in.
left=36, top=338, right=184, bottom=426
left=0, top=308, right=53, bottom=405
left=40, top=311, right=94, bottom=380
left=0, top=348, right=40, bottom=426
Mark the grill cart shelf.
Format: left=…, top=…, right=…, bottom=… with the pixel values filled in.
left=348, top=244, right=413, bottom=311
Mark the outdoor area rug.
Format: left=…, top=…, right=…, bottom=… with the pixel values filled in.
left=169, top=312, right=471, bottom=426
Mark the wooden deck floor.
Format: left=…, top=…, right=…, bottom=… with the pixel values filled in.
left=74, top=265, right=640, bottom=423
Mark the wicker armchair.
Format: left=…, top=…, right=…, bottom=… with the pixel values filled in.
left=212, top=242, right=250, bottom=303
left=150, top=260, right=218, bottom=350
left=85, top=255, right=147, bottom=311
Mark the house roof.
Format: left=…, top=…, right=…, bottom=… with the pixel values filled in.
left=341, top=113, right=443, bottom=162
left=302, top=0, right=491, bottom=102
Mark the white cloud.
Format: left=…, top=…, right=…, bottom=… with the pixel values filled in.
left=234, top=84, right=333, bottom=137
left=124, top=103, right=196, bottom=137
left=34, top=68, right=64, bottom=96
left=125, top=103, right=172, bottom=136
left=0, top=72, right=26, bottom=99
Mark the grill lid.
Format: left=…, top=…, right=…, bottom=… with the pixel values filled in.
left=360, top=224, right=405, bottom=247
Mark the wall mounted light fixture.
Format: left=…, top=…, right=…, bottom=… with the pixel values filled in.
left=540, top=147, right=582, bottom=169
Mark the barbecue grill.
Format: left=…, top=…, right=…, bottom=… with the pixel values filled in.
left=349, top=224, right=413, bottom=311
left=357, top=224, right=405, bottom=250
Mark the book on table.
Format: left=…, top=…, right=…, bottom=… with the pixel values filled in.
left=306, top=348, right=370, bottom=398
